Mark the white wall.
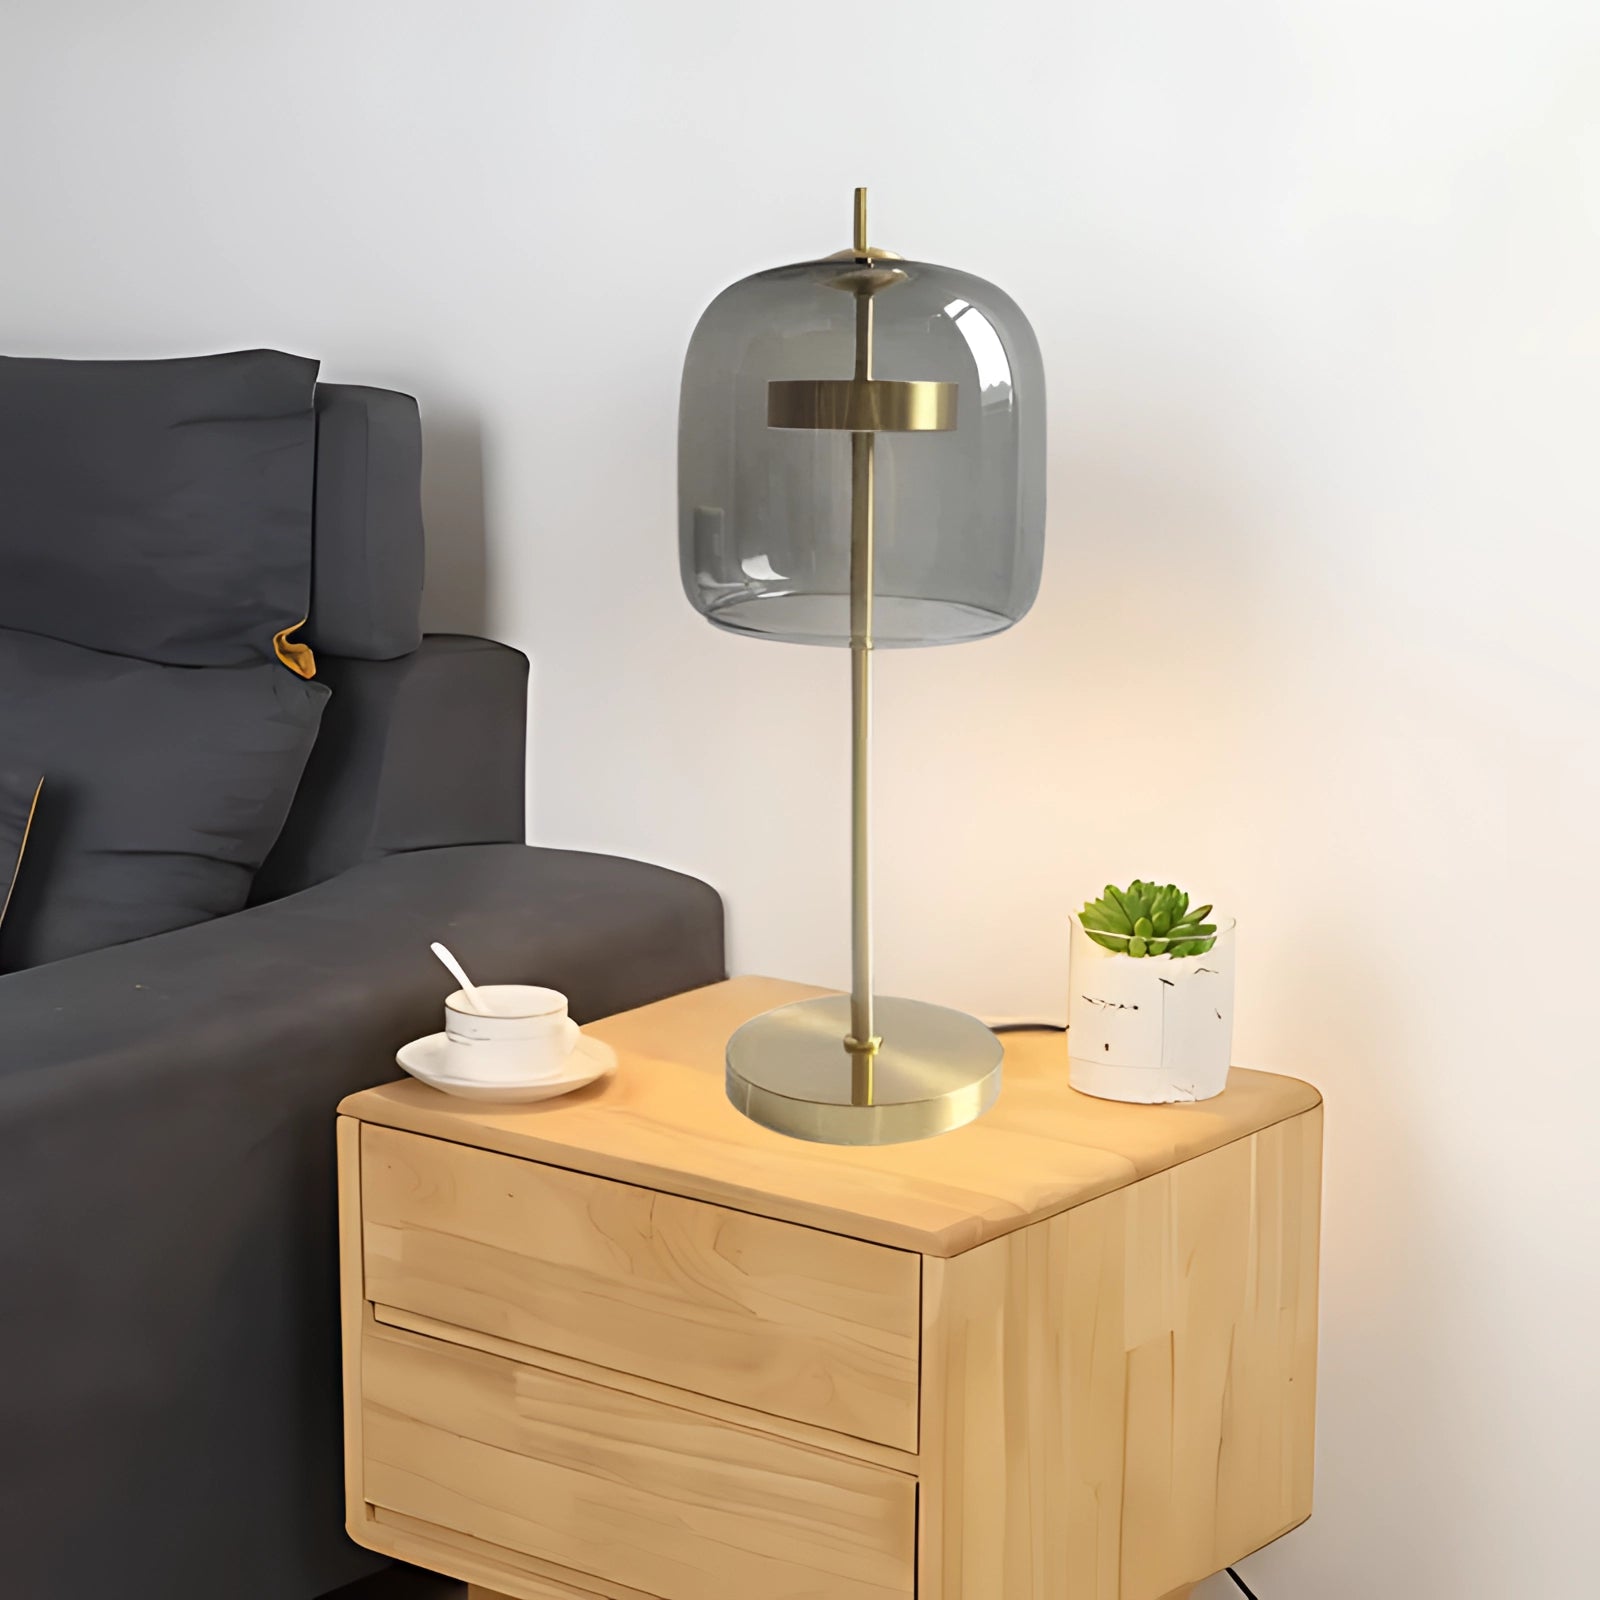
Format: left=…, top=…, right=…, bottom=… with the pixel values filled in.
left=3, top=2, right=1597, bottom=1593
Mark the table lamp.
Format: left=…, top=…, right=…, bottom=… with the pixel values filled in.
left=679, top=188, right=1046, bottom=1145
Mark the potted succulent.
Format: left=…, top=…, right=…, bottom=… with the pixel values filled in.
left=1068, top=880, right=1236, bottom=1103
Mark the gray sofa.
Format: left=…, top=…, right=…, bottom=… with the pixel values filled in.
left=0, top=363, right=725, bottom=1598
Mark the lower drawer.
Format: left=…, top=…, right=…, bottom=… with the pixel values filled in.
left=360, top=1320, right=916, bottom=1600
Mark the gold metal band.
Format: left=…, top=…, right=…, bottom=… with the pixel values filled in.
left=767, top=377, right=957, bottom=433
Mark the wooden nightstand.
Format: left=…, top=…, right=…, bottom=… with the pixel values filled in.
left=338, top=977, right=1322, bottom=1600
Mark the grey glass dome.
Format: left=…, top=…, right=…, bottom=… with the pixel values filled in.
left=679, top=255, right=1046, bottom=648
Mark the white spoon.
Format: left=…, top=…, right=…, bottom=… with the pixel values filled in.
left=430, top=941, right=488, bottom=1014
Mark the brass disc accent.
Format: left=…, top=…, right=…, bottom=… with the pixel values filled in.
left=824, top=264, right=909, bottom=295
left=725, top=995, right=1003, bottom=1146
left=767, top=378, right=957, bottom=433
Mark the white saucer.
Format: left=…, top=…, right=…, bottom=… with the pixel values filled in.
left=395, top=1031, right=617, bottom=1103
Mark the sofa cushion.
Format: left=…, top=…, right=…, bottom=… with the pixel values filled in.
left=0, top=770, right=42, bottom=932
left=306, top=384, right=426, bottom=661
left=0, top=349, right=319, bottom=666
left=0, top=629, right=328, bottom=971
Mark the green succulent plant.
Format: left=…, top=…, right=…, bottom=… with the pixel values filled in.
left=1079, top=880, right=1218, bottom=958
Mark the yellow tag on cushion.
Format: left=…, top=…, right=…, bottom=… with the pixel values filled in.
left=272, top=620, right=317, bottom=679
left=1, top=774, right=43, bottom=930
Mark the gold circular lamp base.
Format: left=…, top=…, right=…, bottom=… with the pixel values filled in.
left=725, top=995, right=1003, bottom=1146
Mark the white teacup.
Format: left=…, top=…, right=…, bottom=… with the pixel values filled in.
left=443, top=985, right=580, bottom=1083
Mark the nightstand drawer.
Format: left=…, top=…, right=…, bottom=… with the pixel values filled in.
left=361, top=1319, right=916, bottom=1600
left=360, top=1124, right=921, bottom=1450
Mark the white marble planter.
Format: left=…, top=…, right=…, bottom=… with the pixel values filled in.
left=1067, top=916, right=1236, bottom=1103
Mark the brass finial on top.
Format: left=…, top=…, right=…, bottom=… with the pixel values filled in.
left=827, top=185, right=902, bottom=265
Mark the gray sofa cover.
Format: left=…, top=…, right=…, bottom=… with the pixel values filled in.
left=0, top=844, right=724, bottom=1598
left=0, top=364, right=727, bottom=1598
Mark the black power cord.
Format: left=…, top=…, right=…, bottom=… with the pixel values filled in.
left=1227, top=1568, right=1261, bottom=1599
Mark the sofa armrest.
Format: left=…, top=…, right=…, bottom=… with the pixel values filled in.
left=253, top=634, right=530, bottom=902
left=0, top=843, right=724, bottom=1600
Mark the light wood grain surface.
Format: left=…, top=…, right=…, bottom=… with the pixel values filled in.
left=340, top=979, right=1323, bottom=1599
left=361, top=1316, right=916, bottom=1600
left=361, top=1122, right=921, bottom=1449
left=340, top=977, right=1321, bottom=1256
left=384, top=1505, right=657, bottom=1600
left=919, top=1107, right=1322, bottom=1599
left=372, top=1303, right=920, bottom=1474
left=336, top=1117, right=369, bottom=1540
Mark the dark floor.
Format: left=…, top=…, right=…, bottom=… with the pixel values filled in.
left=321, top=1563, right=465, bottom=1600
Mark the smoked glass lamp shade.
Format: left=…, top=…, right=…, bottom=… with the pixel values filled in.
left=679, top=257, right=1046, bottom=648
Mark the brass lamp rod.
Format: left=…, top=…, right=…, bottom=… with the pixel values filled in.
left=845, top=185, right=880, bottom=1101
